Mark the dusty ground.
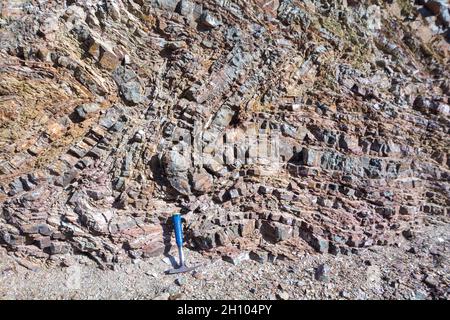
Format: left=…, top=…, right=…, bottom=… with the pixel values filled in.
left=0, top=216, right=448, bottom=300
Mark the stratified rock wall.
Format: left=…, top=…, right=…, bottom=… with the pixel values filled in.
left=0, top=0, right=448, bottom=267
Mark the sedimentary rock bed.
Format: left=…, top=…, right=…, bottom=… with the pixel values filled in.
left=0, top=0, right=448, bottom=268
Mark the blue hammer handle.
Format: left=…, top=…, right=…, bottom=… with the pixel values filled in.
left=173, top=213, right=183, bottom=247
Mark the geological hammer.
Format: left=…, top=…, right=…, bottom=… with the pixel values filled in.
left=165, top=213, right=200, bottom=274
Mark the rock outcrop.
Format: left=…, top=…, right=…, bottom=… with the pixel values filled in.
left=0, top=0, right=448, bottom=268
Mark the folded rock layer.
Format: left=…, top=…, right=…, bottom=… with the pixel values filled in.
left=0, top=0, right=448, bottom=268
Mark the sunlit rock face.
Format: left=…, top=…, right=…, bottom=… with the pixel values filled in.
left=0, top=0, right=448, bottom=268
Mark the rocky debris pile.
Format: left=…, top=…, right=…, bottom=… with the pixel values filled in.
left=0, top=222, right=447, bottom=300
left=0, top=0, right=448, bottom=269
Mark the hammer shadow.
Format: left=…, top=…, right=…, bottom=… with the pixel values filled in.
left=161, top=219, right=178, bottom=268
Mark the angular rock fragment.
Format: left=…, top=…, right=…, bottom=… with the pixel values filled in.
left=74, top=103, right=100, bottom=121
left=120, top=82, right=143, bottom=105
left=199, top=11, right=220, bottom=28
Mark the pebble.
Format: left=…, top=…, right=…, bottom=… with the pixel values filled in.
left=175, top=277, right=186, bottom=286
left=145, top=271, right=158, bottom=278
left=166, top=285, right=179, bottom=295
left=276, top=291, right=290, bottom=300
left=192, top=270, right=204, bottom=280
left=315, top=264, right=330, bottom=282
left=414, top=290, right=428, bottom=300
left=295, top=280, right=305, bottom=287
left=423, top=275, right=439, bottom=288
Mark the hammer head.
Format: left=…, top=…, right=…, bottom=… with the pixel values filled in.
left=165, top=263, right=201, bottom=275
